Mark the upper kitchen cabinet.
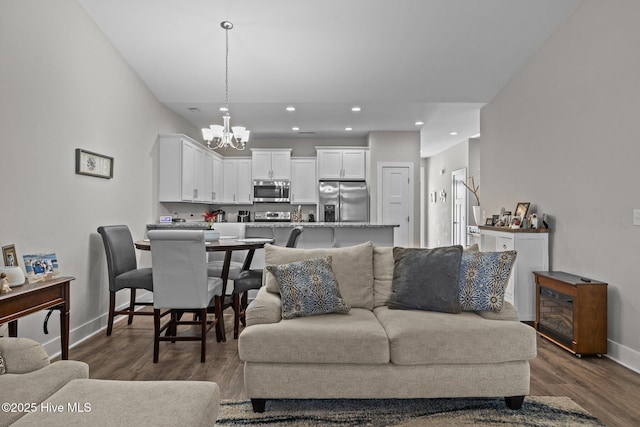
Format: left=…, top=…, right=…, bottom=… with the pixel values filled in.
left=158, top=134, right=214, bottom=203
left=223, top=157, right=253, bottom=204
left=316, top=148, right=366, bottom=179
left=251, top=149, right=292, bottom=180
left=290, top=158, right=317, bottom=204
left=211, top=152, right=223, bottom=203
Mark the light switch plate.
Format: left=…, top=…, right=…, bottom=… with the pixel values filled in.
left=634, top=209, right=640, bottom=226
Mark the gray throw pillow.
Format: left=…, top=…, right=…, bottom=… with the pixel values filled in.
left=388, top=245, right=463, bottom=313
left=458, top=250, right=517, bottom=312
left=266, top=256, right=351, bottom=319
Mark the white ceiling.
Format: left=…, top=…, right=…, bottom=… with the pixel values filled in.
left=77, top=0, right=580, bottom=157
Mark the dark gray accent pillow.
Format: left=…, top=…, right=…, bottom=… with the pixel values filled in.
left=388, top=245, right=463, bottom=313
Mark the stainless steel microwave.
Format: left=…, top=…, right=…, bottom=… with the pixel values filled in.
left=253, top=180, right=290, bottom=203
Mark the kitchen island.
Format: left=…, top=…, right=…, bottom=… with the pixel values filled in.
left=245, top=222, right=396, bottom=248
left=147, top=221, right=398, bottom=269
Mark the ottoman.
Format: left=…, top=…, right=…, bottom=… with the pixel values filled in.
left=12, top=379, right=220, bottom=426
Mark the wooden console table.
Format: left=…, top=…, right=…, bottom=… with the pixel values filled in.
left=534, top=271, right=607, bottom=357
left=0, top=276, right=74, bottom=359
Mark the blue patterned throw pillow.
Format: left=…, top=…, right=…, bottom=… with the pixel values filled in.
left=458, top=250, right=517, bottom=312
left=266, top=256, right=351, bottom=319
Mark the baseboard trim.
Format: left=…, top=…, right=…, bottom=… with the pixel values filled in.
left=606, top=339, right=640, bottom=374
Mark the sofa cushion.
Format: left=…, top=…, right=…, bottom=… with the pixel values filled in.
left=374, top=306, right=537, bottom=365
left=0, top=337, right=49, bottom=374
left=373, top=246, right=394, bottom=308
left=264, top=242, right=374, bottom=309
left=458, top=250, right=517, bottom=312
left=239, top=308, right=389, bottom=364
left=388, top=246, right=463, bottom=313
left=266, top=256, right=351, bottom=319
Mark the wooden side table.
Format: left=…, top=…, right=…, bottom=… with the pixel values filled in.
left=533, top=271, right=607, bottom=357
left=0, top=276, right=74, bottom=359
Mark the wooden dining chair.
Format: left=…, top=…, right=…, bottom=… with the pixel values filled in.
left=231, top=226, right=303, bottom=338
left=97, top=225, right=154, bottom=336
left=148, top=230, right=224, bottom=363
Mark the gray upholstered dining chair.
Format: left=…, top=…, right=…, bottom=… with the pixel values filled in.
left=97, top=225, right=154, bottom=336
left=148, top=230, right=224, bottom=363
left=231, top=226, right=303, bottom=338
left=206, top=223, right=245, bottom=280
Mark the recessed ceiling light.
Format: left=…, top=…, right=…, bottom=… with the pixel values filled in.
left=450, top=131, right=459, bottom=136
left=414, top=121, right=424, bottom=126
left=345, top=127, right=353, bottom=131
left=292, top=127, right=300, bottom=131
left=351, top=106, right=361, bottom=112
left=187, top=107, right=201, bottom=113
left=286, top=106, right=296, bottom=112
left=219, top=106, right=228, bottom=112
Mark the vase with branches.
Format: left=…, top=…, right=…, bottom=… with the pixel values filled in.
left=462, top=176, right=482, bottom=225
left=462, top=176, right=480, bottom=206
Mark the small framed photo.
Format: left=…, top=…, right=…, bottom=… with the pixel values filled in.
left=2, top=244, right=18, bottom=266
left=76, top=149, right=113, bottom=179
left=485, top=218, right=494, bottom=226
left=515, top=202, right=530, bottom=221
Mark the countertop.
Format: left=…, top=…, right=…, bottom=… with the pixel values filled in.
left=147, top=222, right=398, bottom=229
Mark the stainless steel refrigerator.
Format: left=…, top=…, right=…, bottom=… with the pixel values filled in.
left=318, top=181, right=369, bottom=222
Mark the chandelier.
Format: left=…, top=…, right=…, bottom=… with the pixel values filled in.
left=202, top=21, right=249, bottom=150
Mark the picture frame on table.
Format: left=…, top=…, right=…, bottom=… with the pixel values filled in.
left=515, top=202, right=530, bottom=221
left=2, top=244, right=18, bottom=266
left=75, top=149, right=113, bottom=179
left=485, top=218, right=494, bottom=226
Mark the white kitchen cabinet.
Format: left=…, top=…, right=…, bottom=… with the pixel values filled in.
left=290, top=158, right=317, bottom=204
left=159, top=134, right=213, bottom=203
left=251, top=149, right=291, bottom=180
left=316, top=148, right=366, bottom=179
left=223, top=158, right=253, bottom=204
left=479, top=227, right=550, bottom=321
left=211, top=153, right=223, bottom=203
left=197, top=148, right=213, bottom=203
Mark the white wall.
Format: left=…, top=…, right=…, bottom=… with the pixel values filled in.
left=481, top=0, right=640, bottom=371
left=0, top=0, right=199, bottom=355
left=368, top=131, right=421, bottom=246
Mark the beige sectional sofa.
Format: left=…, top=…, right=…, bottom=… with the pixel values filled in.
left=238, top=242, right=537, bottom=413
left=0, top=338, right=220, bottom=426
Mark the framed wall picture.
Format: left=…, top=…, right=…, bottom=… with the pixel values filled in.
left=2, top=244, right=18, bottom=266
left=75, top=149, right=113, bottom=179
left=515, top=202, right=531, bottom=220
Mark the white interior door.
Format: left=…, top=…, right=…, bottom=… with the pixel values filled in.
left=452, top=168, right=467, bottom=246
left=380, top=165, right=412, bottom=247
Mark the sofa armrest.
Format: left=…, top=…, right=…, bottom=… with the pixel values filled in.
left=0, top=337, right=50, bottom=374
left=245, top=286, right=282, bottom=326
left=475, top=301, right=519, bottom=321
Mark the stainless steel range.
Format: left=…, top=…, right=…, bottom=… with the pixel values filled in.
left=254, top=211, right=291, bottom=222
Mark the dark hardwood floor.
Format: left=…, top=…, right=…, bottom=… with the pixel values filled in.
left=67, top=312, right=640, bottom=426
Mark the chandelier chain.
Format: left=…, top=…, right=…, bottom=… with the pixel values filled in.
left=224, top=24, right=229, bottom=112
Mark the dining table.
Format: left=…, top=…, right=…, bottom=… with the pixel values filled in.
left=134, top=236, right=273, bottom=341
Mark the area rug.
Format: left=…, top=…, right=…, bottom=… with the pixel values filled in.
left=216, top=396, right=604, bottom=426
